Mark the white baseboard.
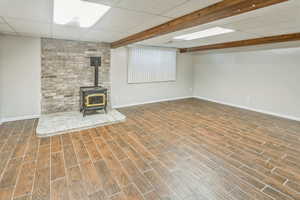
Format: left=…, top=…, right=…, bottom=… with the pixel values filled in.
left=194, top=96, right=300, bottom=122
left=1, top=114, right=40, bottom=123
left=113, top=96, right=193, bottom=109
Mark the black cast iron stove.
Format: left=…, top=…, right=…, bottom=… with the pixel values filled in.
left=80, top=57, right=108, bottom=117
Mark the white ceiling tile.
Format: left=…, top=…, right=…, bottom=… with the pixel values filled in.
left=136, top=34, right=194, bottom=47
left=246, top=0, right=299, bottom=19
left=159, top=40, right=214, bottom=48
left=17, top=32, right=52, bottom=38
left=135, top=18, right=230, bottom=45
left=82, top=0, right=122, bottom=6
left=0, top=0, right=52, bottom=23
left=222, top=0, right=299, bottom=29
left=127, top=16, right=172, bottom=35
left=221, top=5, right=300, bottom=36
left=0, top=0, right=298, bottom=46
left=117, top=0, right=186, bottom=15
left=221, top=12, right=294, bottom=32
left=0, top=23, right=15, bottom=33
left=221, top=17, right=267, bottom=31
left=136, top=34, right=173, bottom=46
left=202, top=31, right=258, bottom=43
left=139, top=30, right=258, bottom=48
left=244, top=25, right=300, bottom=37
left=290, top=0, right=300, bottom=7
left=6, top=18, right=52, bottom=36
left=92, top=7, right=158, bottom=32
left=138, top=0, right=300, bottom=48
left=163, top=0, right=221, bottom=18
left=137, top=23, right=228, bottom=47
left=137, top=21, right=234, bottom=45
left=52, top=25, right=88, bottom=41
left=186, top=31, right=257, bottom=48
left=81, top=30, right=126, bottom=42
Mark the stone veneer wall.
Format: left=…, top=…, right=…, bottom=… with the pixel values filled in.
left=41, top=38, right=111, bottom=114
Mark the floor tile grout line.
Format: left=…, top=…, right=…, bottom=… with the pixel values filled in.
left=7, top=120, right=28, bottom=200
left=106, top=135, right=155, bottom=200
left=2, top=101, right=300, bottom=200
left=28, top=120, right=41, bottom=200
left=70, top=131, right=102, bottom=198
left=121, top=133, right=153, bottom=170
left=89, top=129, right=125, bottom=197
left=0, top=129, right=12, bottom=153
left=100, top=134, right=129, bottom=190
left=77, top=130, right=108, bottom=197
left=96, top=128, right=152, bottom=199
left=283, top=179, right=289, bottom=186
left=61, top=134, right=73, bottom=199
left=52, top=135, right=72, bottom=190
left=121, top=133, right=155, bottom=173
left=65, top=132, right=82, bottom=197
left=118, top=130, right=184, bottom=199
left=49, top=132, right=52, bottom=200
left=0, top=123, right=19, bottom=182
left=260, top=185, right=268, bottom=192
left=168, top=131, right=278, bottom=200
left=11, top=120, right=36, bottom=200
left=0, top=121, right=26, bottom=186
left=262, top=185, right=296, bottom=200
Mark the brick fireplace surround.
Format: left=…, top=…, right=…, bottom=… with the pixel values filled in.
left=41, top=38, right=111, bottom=114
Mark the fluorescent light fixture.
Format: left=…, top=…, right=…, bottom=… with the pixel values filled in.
left=174, top=27, right=235, bottom=40
left=54, top=0, right=110, bottom=28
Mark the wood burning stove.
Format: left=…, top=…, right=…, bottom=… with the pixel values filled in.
left=80, top=57, right=108, bottom=117
left=80, top=86, right=107, bottom=117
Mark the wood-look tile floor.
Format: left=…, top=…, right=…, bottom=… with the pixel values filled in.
left=0, top=98, right=299, bottom=200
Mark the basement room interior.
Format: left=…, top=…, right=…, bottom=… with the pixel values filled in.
left=0, top=0, right=299, bottom=200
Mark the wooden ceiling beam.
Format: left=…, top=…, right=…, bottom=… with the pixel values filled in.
left=179, top=33, right=300, bottom=53
left=111, top=0, right=288, bottom=48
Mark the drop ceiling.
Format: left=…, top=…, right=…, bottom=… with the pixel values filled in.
left=0, top=0, right=299, bottom=49
left=138, top=0, right=300, bottom=48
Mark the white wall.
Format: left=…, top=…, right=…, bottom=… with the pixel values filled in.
left=0, top=37, right=193, bottom=121
left=111, top=47, right=194, bottom=108
left=0, top=35, right=3, bottom=124
left=1, top=34, right=299, bottom=123
left=193, top=47, right=300, bottom=120
left=0, top=35, right=41, bottom=122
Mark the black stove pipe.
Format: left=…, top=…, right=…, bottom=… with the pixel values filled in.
left=94, top=66, right=99, bottom=87
left=90, top=57, right=101, bottom=87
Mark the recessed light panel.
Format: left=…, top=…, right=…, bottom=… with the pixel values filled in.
left=174, top=27, right=235, bottom=40
left=54, top=0, right=110, bottom=28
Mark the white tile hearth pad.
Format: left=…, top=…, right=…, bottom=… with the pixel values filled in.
left=36, top=110, right=126, bottom=137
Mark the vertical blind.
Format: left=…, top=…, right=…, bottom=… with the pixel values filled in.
left=127, top=46, right=177, bottom=83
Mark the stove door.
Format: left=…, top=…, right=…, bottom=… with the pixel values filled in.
left=85, top=93, right=105, bottom=107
